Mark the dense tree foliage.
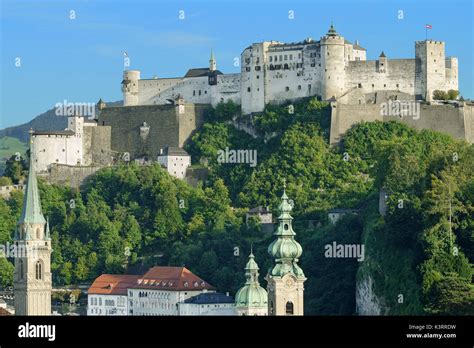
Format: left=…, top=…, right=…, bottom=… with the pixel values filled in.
left=0, top=98, right=471, bottom=315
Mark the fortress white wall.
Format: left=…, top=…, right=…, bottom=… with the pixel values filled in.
left=33, top=134, right=83, bottom=172
left=121, top=32, right=459, bottom=114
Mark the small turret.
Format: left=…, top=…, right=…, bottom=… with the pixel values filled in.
left=377, top=51, right=387, bottom=73
left=209, top=49, right=217, bottom=72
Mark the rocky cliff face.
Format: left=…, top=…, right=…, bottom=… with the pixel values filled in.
left=355, top=273, right=385, bottom=315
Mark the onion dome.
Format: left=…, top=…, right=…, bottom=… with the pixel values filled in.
left=235, top=251, right=268, bottom=309
left=267, top=180, right=305, bottom=278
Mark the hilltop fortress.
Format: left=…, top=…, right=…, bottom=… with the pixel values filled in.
left=29, top=25, right=472, bottom=187
left=121, top=24, right=458, bottom=113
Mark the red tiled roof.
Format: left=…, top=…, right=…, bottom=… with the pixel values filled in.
left=133, top=266, right=215, bottom=291
left=0, top=307, right=12, bottom=316
left=88, top=274, right=140, bottom=295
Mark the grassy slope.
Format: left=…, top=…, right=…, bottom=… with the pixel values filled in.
left=0, top=136, right=27, bottom=161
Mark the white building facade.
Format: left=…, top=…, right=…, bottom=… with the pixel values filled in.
left=157, top=147, right=191, bottom=180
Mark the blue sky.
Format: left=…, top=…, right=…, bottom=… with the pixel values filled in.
left=0, top=0, right=472, bottom=129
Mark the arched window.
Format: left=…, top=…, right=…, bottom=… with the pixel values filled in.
left=36, top=228, right=41, bottom=239
left=35, top=260, right=43, bottom=280
left=286, top=301, right=294, bottom=315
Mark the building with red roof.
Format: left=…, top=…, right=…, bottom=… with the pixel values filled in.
left=87, top=266, right=221, bottom=316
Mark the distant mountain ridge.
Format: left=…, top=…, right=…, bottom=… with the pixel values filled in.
left=0, top=101, right=122, bottom=142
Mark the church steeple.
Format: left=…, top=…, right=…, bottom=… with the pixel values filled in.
left=209, top=49, right=217, bottom=72
left=265, top=180, right=306, bottom=316
left=19, top=130, right=46, bottom=227
left=267, top=180, right=304, bottom=278
left=14, top=129, right=52, bottom=315
left=235, top=248, right=268, bottom=316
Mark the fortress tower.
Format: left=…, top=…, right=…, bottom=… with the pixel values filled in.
left=241, top=42, right=272, bottom=114
left=122, top=70, right=141, bottom=106
left=14, top=134, right=52, bottom=315
left=320, top=24, right=346, bottom=100
left=415, top=40, right=447, bottom=101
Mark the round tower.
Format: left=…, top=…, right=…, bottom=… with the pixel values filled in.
left=122, top=70, right=140, bottom=106
left=320, top=24, right=346, bottom=100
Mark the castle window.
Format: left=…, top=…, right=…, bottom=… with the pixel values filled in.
left=246, top=67, right=251, bottom=72
left=269, top=56, right=273, bottom=62
left=199, top=90, right=201, bottom=96
left=308, top=84, right=311, bottom=92
left=285, top=86, right=289, bottom=92
left=279, top=55, right=282, bottom=61
left=35, top=260, right=43, bottom=280
left=298, top=85, right=301, bottom=90
left=289, top=54, right=293, bottom=60
left=204, top=91, right=207, bottom=94
left=396, top=84, right=399, bottom=88
left=255, top=66, right=261, bottom=71
left=298, top=53, right=301, bottom=59
left=286, top=301, right=294, bottom=315
left=358, top=83, right=362, bottom=88
left=193, top=90, right=195, bottom=96
left=256, top=75, right=259, bottom=79
left=372, top=84, right=374, bottom=88
left=284, top=55, right=288, bottom=60
left=36, top=228, right=40, bottom=239
left=247, top=87, right=251, bottom=92
left=384, top=84, right=386, bottom=88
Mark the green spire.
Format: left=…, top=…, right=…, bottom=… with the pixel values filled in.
left=327, top=22, right=338, bottom=36
left=267, top=180, right=304, bottom=278
left=235, top=250, right=268, bottom=309
left=19, top=130, right=46, bottom=226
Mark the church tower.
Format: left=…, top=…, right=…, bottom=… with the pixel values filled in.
left=14, top=130, right=52, bottom=315
left=235, top=249, right=268, bottom=316
left=265, top=181, right=306, bottom=315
